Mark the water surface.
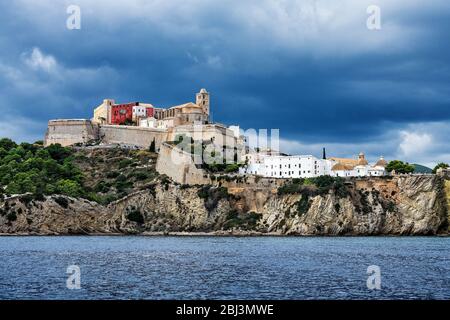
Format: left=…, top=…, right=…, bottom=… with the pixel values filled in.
left=0, top=236, right=449, bottom=299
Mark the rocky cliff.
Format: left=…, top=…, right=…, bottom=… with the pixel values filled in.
left=0, top=175, right=448, bottom=235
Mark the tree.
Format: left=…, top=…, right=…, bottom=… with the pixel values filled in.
left=6, top=172, right=37, bottom=194
left=55, top=179, right=83, bottom=198
left=149, top=138, right=156, bottom=153
left=386, top=160, right=415, bottom=174
left=0, top=138, right=17, bottom=151
left=433, top=162, right=449, bottom=174
left=46, top=144, right=72, bottom=163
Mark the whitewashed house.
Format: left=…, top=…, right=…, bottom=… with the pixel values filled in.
left=240, top=150, right=387, bottom=178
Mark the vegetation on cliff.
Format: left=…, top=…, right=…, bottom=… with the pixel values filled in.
left=386, top=160, right=415, bottom=174
left=0, top=138, right=83, bottom=198
left=169, top=134, right=243, bottom=174
left=433, top=162, right=449, bottom=174
left=0, top=138, right=159, bottom=205
left=277, top=176, right=349, bottom=198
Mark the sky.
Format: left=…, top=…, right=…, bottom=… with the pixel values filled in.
left=1, top=0, right=450, bottom=167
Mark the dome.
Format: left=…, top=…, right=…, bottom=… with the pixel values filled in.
left=357, top=152, right=368, bottom=165
left=199, top=88, right=207, bottom=94
left=357, top=158, right=368, bottom=166
left=375, top=156, right=387, bottom=167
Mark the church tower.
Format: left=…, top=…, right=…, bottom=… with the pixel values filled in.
left=196, top=88, right=210, bottom=117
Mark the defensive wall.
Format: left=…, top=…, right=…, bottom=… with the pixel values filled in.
left=156, top=142, right=210, bottom=185
left=45, top=120, right=169, bottom=150
left=44, top=120, right=99, bottom=147
left=99, top=125, right=168, bottom=150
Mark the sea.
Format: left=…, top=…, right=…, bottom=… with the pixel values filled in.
left=0, top=236, right=449, bottom=300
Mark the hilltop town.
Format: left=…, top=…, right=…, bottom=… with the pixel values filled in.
left=0, top=90, right=448, bottom=235
left=43, top=89, right=417, bottom=185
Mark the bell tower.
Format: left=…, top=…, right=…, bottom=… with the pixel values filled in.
left=196, top=88, right=210, bottom=117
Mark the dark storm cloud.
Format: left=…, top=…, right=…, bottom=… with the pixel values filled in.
left=0, top=0, right=449, bottom=165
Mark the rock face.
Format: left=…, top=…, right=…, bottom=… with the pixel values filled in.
left=260, top=176, right=448, bottom=235
left=0, top=176, right=448, bottom=235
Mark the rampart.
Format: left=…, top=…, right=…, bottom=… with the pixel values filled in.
left=156, top=142, right=210, bottom=185
left=44, top=119, right=99, bottom=147
left=99, top=125, right=168, bottom=150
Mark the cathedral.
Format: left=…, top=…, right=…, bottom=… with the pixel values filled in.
left=92, top=89, right=211, bottom=129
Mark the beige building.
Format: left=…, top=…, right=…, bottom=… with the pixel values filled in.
left=93, top=99, right=115, bottom=124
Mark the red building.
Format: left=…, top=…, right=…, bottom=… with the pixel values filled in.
left=110, top=102, right=137, bottom=125
left=146, top=107, right=154, bottom=118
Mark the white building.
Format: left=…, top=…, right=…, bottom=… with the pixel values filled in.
left=240, top=153, right=332, bottom=178
left=139, top=117, right=157, bottom=128
left=263, top=155, right=330, bottom=178
left=240, top=151, right=387, bottom=178
left=132, top=106, right=147, bottom=120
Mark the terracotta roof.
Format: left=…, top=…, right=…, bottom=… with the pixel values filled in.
left=169, top=102, right=200, bottom=109
left=329, top=157, right=359, bottom=168
left=358, top=158, right=369, bottom=166
left=375, top=157, right=387, bottom=167
left=331, top=163, right=354, bottom=171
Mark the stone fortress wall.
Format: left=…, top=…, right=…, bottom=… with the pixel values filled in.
left=44, top=120, right=243, bottom=152
left=156, top=142, right=210, bottom=185
left=99, top=125, right=169, bottom=150
left=44, top=120, right=99, bottom=147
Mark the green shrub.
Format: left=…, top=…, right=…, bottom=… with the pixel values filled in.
left=55, top=179, right=83, bottom=198
left=277, top=182, right=303, bottom=196
left=127, top=209, right=144, bottom=224
left=224, top=163, right=240, bottom=173
left=223, top=211, right=262, bottom=230
left=54, top=196, right=69, bottom=209
left=19, top=194, right=34, bottom=205
left=94, top=181, right=111, bottom=193
left=6, top=211, right=17, bottom=222
left=384, top=200, right=396, bottom=213
left=198, top=185, right=212, bottom=199
left=130, top=170, right=151, bottom=181
left=106, top=171, right=120, bottom=179
left=296, top=195, right=311, bottom=215
left=119, top=159, right=134, bottom=169
left=386, top=160, right=415, bottom=174
left=149, top=138, right=156, bottom=152
left=334, top=203, right=341, bottom=213
left=0, top=138, right=17, bottom=151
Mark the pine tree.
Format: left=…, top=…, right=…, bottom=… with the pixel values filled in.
left=149, top=138, right=156, bottom=153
